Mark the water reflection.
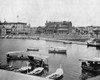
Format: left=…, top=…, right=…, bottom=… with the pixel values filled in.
left=1, top=39, right=100, bottom=80
left=80, top=69, right=100, bottom=80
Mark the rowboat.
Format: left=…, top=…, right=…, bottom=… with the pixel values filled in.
left=63, top=41, right=72, bottom=44
left=46, top=66, right=63, bottom=80
left=27, top=67, right=44, bottom=75
left=48, top=46, right=66, bottom=54
left=15, top=66, right=31, bottom=73
left=6, top=51, right=28, bottom=60
left=27, top=48, right=39, bottom=51
left=28, top=54, right=49, bottom=71
left=79, top=57, right=100, bottom=73
left=87, top=38, right=100, bottom=48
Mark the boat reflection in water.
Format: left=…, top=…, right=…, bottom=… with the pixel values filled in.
left=80, top=69, right=100, bottom=80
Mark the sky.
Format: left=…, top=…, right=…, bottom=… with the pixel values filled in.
left=0, top=0, right=100, bottom=27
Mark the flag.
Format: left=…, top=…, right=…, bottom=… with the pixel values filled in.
left=17, top=15, right=19, bottom=18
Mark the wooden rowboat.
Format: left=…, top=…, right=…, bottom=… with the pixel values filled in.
left=46, top=66, right=63, bottom=80
left=27, top=48, right=39, bottom=51
left=27, top=67, right=44, bottom=75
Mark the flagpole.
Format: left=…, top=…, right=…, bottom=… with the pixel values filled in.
left=16, top=15, right=19, bottom=22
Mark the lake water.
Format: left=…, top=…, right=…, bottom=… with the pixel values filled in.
left=0, top=39, right=100, bottom=80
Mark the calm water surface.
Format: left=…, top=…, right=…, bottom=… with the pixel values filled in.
left=0, top=39, right=100, bottom=80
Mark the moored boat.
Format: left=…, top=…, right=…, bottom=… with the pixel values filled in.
left=28, top=54, right=49, bottom=70
left=27, top=48, right=39, bottom=51
left=48, top=46, right=66, bottom=54
left=15, top=66, right=32, bottom=73
left=79, top=57, right=100, bottom=73
left=27, top=67, right=44, bottom=75
left=45, top=66, right=63, bottom=80
left=6, top=51, right=28, bottom=60
left=87, top=38, right=100, bottom=48
left=63, top=41, right=72, bottom=44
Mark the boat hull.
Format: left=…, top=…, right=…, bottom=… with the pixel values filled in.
left=27, top=48, right=39, bottom=51
left=49, top=50, right=66, bottom=54
left=28, top=67, right=44, bottom=76
left=81, top=65, right=100, bottom=73
left=7, top=56, right=28, bottom=60
left=46, top=67, right=63, bottom=80
left=87, top=42, right=100, bottom=48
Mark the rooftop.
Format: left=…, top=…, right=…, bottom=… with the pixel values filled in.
left=0, top=22, right=27, bottom=25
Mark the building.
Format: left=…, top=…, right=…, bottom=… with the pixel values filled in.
left=36, top=26, right=45, bottom=34
left=77, top=26, right=87, bottom=34
left=30, top=27, right=37, bottom=34
left=0, top=21, right=31, bottom=35
left=57, top=21, right=72, bottom=34
left=44, top=21, right=72, bottom=34
left=0, top=26, right=6, bottom=35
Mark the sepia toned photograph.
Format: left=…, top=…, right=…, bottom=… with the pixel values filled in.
left=0, top=0, right=100, bottom=80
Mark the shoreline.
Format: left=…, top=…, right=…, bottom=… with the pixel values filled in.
left=0, top=35, right=88, bottom=45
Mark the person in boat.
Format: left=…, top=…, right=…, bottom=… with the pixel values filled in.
left=7, top=54, right=10, bottom=57
left=40, top=59, right=43, bottom=67
left=82, top=62, right=87, bottom=66
left=88, top=61, right=94, bottom=67
left=93, top=62, right=100, bottom=70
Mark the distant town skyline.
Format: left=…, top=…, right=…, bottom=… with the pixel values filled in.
left=0, top=0, right=100, bottom=27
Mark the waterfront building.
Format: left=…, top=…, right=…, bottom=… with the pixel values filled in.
left=36, top=26, right=45, bottom=34
left=44, top=21, right=72, bottom=34
left=86, top=26, right=94, bottom=33
left=0, top=26, right=6, bottom=35
left=30, top=27, right=37, bottom=34
left=77, top=27, right=88, bottom=35
left=0, top=21, right=30, bottom=35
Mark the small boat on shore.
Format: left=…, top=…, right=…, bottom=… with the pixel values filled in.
left=15, top=66, right=32, bottom=73
left=27, top=67, right=44, bottom=75
left=48, top=46, right=66, bottom=54
left=46, top=66, right=63, bottom=80
left=79, top=57, right=100, bottom=73
left=27, top=48, right=39, bottom=51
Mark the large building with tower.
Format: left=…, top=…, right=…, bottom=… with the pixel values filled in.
left=44, top=21, right=72, bottom=34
